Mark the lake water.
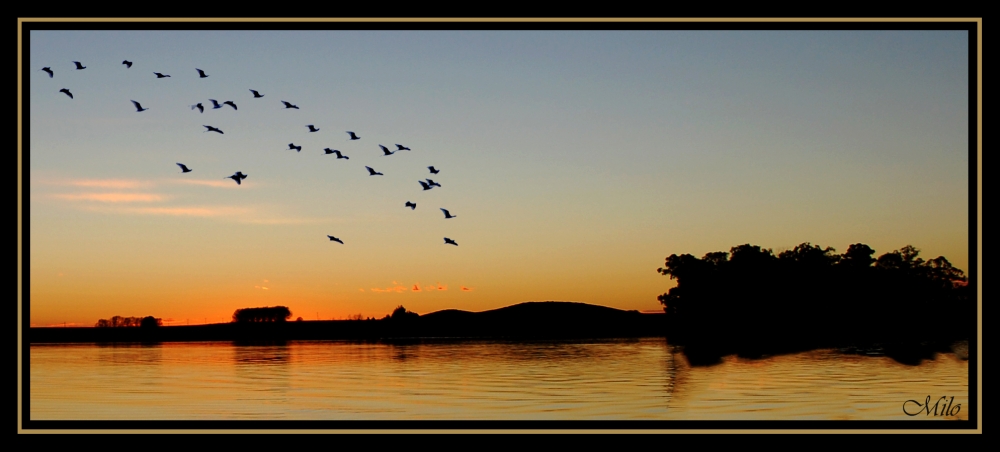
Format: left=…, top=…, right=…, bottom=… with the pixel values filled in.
left=28, top=339, right=970, bottom=421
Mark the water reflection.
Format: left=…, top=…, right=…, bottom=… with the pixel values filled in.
left=29, top=339, right=969, bottom=420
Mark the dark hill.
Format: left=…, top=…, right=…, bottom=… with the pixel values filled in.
left=28, top=302, right=666, bottom=343
left=417, top=301, right=660, bottom=339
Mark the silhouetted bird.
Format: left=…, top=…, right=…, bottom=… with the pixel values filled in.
left=250, top=89, right=264, bottom=98
left=426, top=179, right=441, bottom=187
left=288, top=143, right=302, bottom=152
left=176, top=163, right=192, bottom=173
left=59, top=88, right=73, bottom=99
left=395, top=144, right=411, bottom=151
left=41, top=67, right=53, bottom=78
left=307, top=125, right=319, bottom=132
left=122, top=60, right=133, bottom=68
left=346, top=131, right=360, bottom=140
left=131, top=100, right=148, bottom=112
left=281, top=101, right=299, bottom=109
left=440, top=208, right=457, bottom=219
left=209, top=99, right=222, bottom=109
left=325, top=149, right=348, bottom=159
left=428, top=166, right=439, bottom=174
left=223, top=101, right=237, bottom=110
left=327, top=235, right=344, bottom=244
left=444, top=238, right=458, bottom=246
left=191, top=103, right=204, bottom=113
left=380, top=145, right=394, bottom=156
left=366, top=166, right=383, bottom=176
left=204, top=125, right=223, bottom=134
left=73, top=61, right=86, bottom=70
left=419, top=181, right=432, bottom=190
left=226, top=172, right=248, bottom=185
left=154, top=72, right=170, bottom=78
left=405, top=201, right=416, bottom=210
left=196, top=68, right=209, bottom=78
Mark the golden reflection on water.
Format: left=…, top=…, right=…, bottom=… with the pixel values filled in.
left=29, top=339, right=968, bottom=420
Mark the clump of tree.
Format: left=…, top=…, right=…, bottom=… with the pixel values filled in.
left=95, top=316, right=162, bottom=328
left=383, top=305, right=419, bottom=321
left=657, top=243, right=970, bottom=359
left=231, top=306, right=292, bottom=323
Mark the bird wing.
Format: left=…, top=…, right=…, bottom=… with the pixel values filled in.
left=176, top=163, right=188, bottom=171
left=132, top=100, right=142, bottom=109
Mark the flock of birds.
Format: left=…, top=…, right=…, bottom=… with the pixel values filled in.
left=43, top=60, right=462, bottom=247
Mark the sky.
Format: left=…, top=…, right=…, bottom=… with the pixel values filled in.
left=25, top=28, right=972, bottom=326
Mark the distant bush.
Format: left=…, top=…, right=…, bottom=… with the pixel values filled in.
left=385, top=305, right=419, bottom=321
left=95, top=316, right=162, bottom=328
left=232, top=306, right=292, bottom=323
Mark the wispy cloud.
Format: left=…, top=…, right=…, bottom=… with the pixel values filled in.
left=68, top=179, right=154, bottom=189
left=127, top=206, right=251, bottom=217
left=239, top=217, right=319, bottom=225
left=53, top=192, right=165, bottom=203
left=170, top=178, right=247, bottom=188
left=371, top=286, right=409, bottom=293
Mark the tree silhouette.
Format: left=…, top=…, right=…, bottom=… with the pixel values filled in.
left=657, top=242, right=970, bottom=364
left=232, top=306, right=293, bottom=323
left=95, top=315, right=162, bottom=328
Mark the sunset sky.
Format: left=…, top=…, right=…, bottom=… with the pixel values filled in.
left=25, top=28, right=971, bottom=326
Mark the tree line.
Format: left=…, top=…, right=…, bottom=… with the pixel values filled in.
left=657, top=243, right=971, bottom=358
left=232, top=306, right=292, bottom=323
left=95, top=316, right=162, bottom=328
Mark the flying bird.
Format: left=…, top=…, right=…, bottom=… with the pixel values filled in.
left=346, top=131, right=360, bottom=140
left=122, top=60, right=133, bottom=68
left=131, top=100, right=148, bottom=112
left=327, top=235, right=344, bottom=244
left=226, top=171, right=247, bottom=185
left=426, top=179, right=441, bottom=188
left=191, top=103, right=204, bottom=113
left=306, top=125, right=319, bottom=132
left=395, top=144, right=411, bottom=151
left=41, top=67, right=53, bottom=78
left=324, top=148, right=349, bottom=159
left=428, top=166, right=439, bottom=174
left=440, top=208, right=457, bottom=219
left=419, top=181, right=432, bottom=190
left=250, top=89, right=264, bottom=98
left=204, top=125, right=223, bottom=134
left=405, top=201, right=416, bottom=210
left=196, top=68, right=209, bottom=78
left=379, top=145, right=394, bottom=156
left=444, top=238, right=458, bottom=246
left=288, top=143, right=302, bottom=152
left=366, top=166, right=383, bottom=176
left=223, top=101, right=237, bottom=110
left=154, top=72, right=170, bottom=78
left=209, top=99, right=222, bottom=109
left=176, top=163, right=192, bottom=173
left=73, top=61, right=86, bottom=70
left=59, top=88, right=73, bottom=99
left=281, top=101, right=299, bottom=109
